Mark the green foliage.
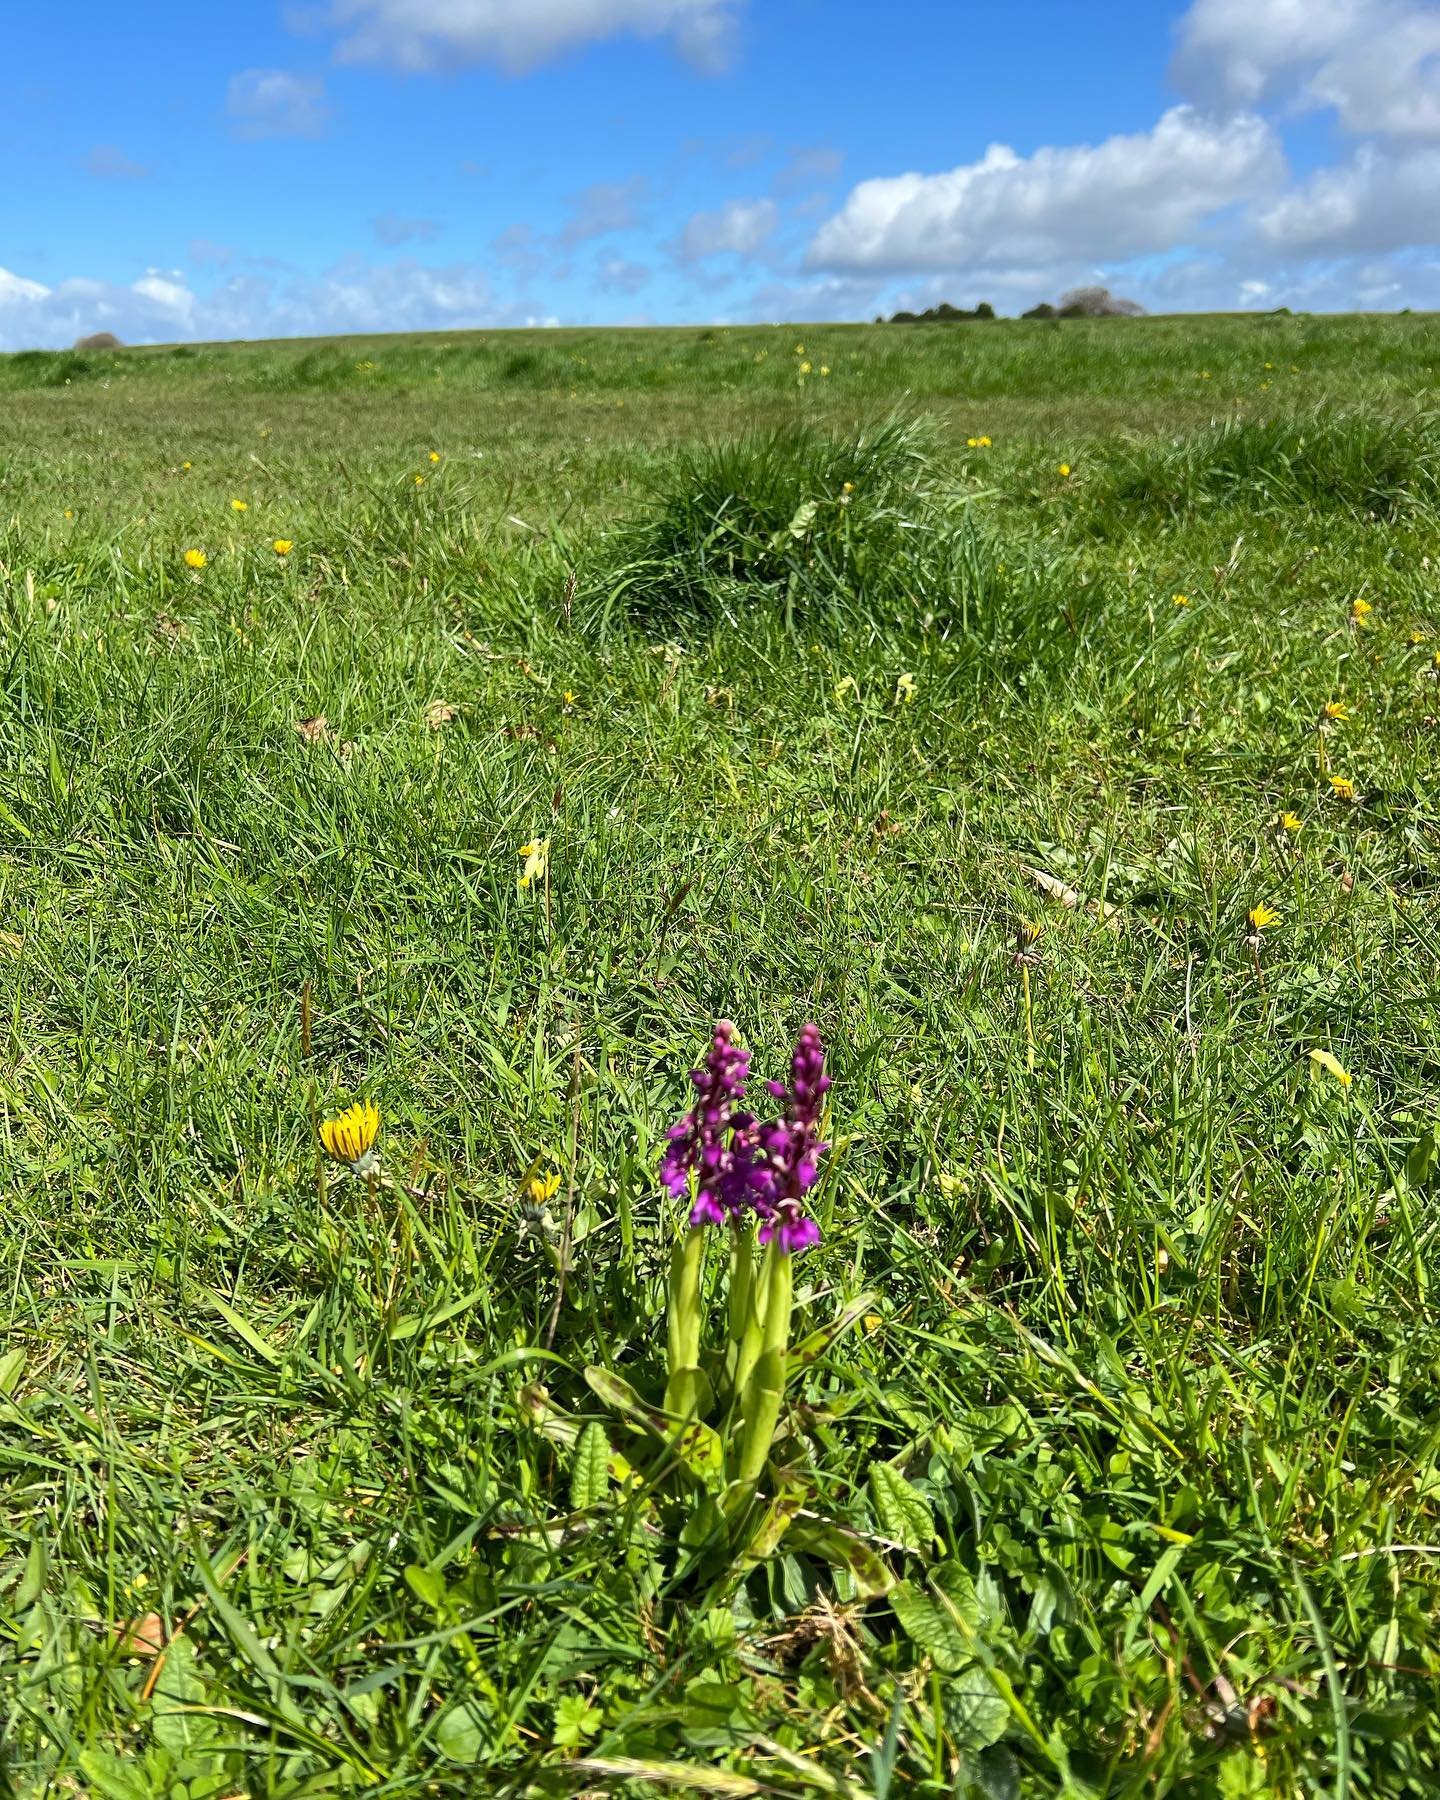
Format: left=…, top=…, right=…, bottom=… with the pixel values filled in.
left=1, top=313, right=1440, bottom=1796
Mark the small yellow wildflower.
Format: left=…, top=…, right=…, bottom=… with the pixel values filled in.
left=320, top=1099, right=381, bottom=1174
left=820, top=365, right=830, bottom=376
left=794, top=343, right=804, bottom=354
left=894, top=671, right=917, bottom=704
left=1247, top=902, right=1280, bottom=932
left=1307, top=1048, right=1353, bottom=1087
left=563, top=689, right=576, bottom=705
left=1280, top=811, right=1304, bottom=832
left=524, top=1168, right=562, bottom=1204
left=414, top=474, right=426, bottom=486
left=230, top=499, right=248, bottom=513
left=183, top=549, right=207, bottom=570
left=978, top=435, right=991, bottom=447
left=429, top=450, right=441, bottom=463
left=834, top=675, right=859, bottom=702
left=64, top=509, right=74, bottom=519
left=1351, top=597, right=1373, bottom=621
left=1409, top=628, right=1427, bottom=645
left=841, top=481, right=854, bottom=495
left=1058, top=463, right=1071, bottom=479
left=1173, top=593, right=1191, bottom=606
left=1322, top=700, right=1350, bottom=723
left=181, top=461, right=192, bottom=472
left=1329, top=775, right=1357, bottom=801
left=518, top=837, right=550, bottom=890
left=272, top=539, right=294, bottom=556
left=799, top=361, right=812, bottom=374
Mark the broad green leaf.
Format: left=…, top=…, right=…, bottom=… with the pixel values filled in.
left=944, top=1668, right=1012, bottom=1751
left=890, top=1579, right=968, bottom=1672
left=404, top=1564, right=448, bottom=1611
left=1406, top=1126, right=1438, bottom=1189
left=869, top=1462, right=936, bottom=1553
left=434, top=1698, right=488, bottom=1763
left=570, top=1420, right=611, bottom=1510
left=584, top=1365, right=666, bottom=1434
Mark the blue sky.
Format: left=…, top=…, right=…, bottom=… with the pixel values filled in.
left=2, top=0, right=1438, bottom=346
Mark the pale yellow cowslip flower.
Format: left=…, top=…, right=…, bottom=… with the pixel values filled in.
left=894, top=672, right=917, bottom=704
left=320, top=1099, right=381, bottom=1174
left=518, top=837, right=550, bottom=889
left=834, top=675, right=859, bottom=703
left=820, top=365, right=830, bottom=376
left=799, top=361, right=812, bottom=374
left=1307, top=1048, right=1353, bottom=1087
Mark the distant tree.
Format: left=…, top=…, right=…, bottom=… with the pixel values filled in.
left=885, top=301, right=998, bottom=323
left=1055, top=286, right=1145, bottom=318
left=1022, top=303, right=1057, bottom=320
left=74, top=331, right=123, bottom=350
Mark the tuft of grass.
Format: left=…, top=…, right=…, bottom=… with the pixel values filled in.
left=589, top=415, right=986, bottom=629
left=1102, top=406, right=1440, bottom=521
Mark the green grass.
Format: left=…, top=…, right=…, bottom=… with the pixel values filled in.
left=2, top=314, right=1440, bottom=1799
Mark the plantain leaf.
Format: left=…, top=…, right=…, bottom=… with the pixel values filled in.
left=890, top=1579, right=969, bottom=1672
left=570, top=1420, right=611, bottom=1510
left=788, top=1519, right=894, bottom=1599
left=869, top=1461, right=936, bottom=1553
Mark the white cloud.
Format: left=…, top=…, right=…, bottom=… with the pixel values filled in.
left=596, top=256, right=651, bottom=293
left=227, top=70, right=331, bottom=140
left=0, top=258, right=550, bottom=351
left=1174, top=0, right=1440, bottom=138
left=322, top=0, right=742, bottom=74
left=807, top=107, right=1282, bottom=274
left=1255, top=143, right=1440, bottom=252
left=673, top=196, right=777, bottom=261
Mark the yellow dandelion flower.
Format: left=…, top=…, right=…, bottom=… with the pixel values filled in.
left=1329, top=775, right=1357, bottom=801
left=183, top=549, right=207, bottom=570
left=429, top=450, right=441, bottom=463
left=978, top=435, right=991, bottom=446
left=1058, top=463, right=1071, bottom=478
left=524, top=1168, right=562, bottom=1204
left=64, top=508, right=74, bottom=519
left=1280, top=811, right=1304, bottom=832
left=1173, top=593, right=1191, bottom=607
left=181, top=461, right=192, bottom=472
left=842, top=481, right=854, bottom=495
left=562, top=689, right=576, bottom=705
left=1351, top=597, right=1373, bottom=621
left=1322, top=700, right=1350, bottom=723
left=1307, top=1048, right=1353, bottom=1087
left=272, top=539, right=294, bottom=556
left=1409, top=628, right=1427, bottom=645
left=230, top=499, right=248, bottom=513
left=894, top=671, right=917, bottom=704
left=1247, top=902, right=1280, bottom=932
left=518, top=837, right=550, bottom=890
left=320, top=1099, right=381, bottom=1173
left=414, top=474, right=426, bottom=486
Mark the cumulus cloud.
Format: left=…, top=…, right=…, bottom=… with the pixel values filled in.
left=322, top=0, right=743, bottom=74
left=673, top=196, right=777, bottom=261
left=1255, top=143, right=1440, bottom=253
left=0, top=258, right=551, bottom=352
left=227, top=70, right=332, bottom=140
left=1174, top=0, right=1440, bottom=138
left=82, top=145, right=151, bottom=179
left=807, top=107, right=1282, bottom=274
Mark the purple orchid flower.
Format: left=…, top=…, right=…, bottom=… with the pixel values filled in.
left=660, top=1020, right=756, bottom=1228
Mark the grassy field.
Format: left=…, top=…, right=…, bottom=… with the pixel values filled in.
left=2, top=312, right=1440, bottom=1798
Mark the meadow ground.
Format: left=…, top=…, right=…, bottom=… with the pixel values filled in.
left=2, top=313, right=1440, bottom=1798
